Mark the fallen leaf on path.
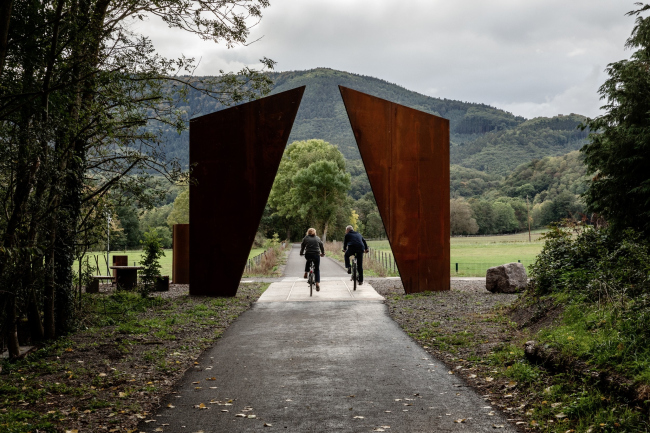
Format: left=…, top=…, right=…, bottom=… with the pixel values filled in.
left=247, top=415, right=257, bottom=419
left=192, top=381, right=200, bottom=384
left=235, top=414, right=246, bottom=417
left=167, top=404, right=175, bottom=409
left=353, top=416, right=365, bottom=419
left=469, top=374, right=477, bottom=378
left=264, top=423, right=272, bottom=427
left=448, top=371, right=454, bottom=375
left=221, top=410, right=229, bottom=412
left=455, top=419, right=466, bottom=423
left=145, top=419, right=156, bottom=423
left=493, top=425, right=505, bottom=428
left=207, top=377, right=216, bottom=380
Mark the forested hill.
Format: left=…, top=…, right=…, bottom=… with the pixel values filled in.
left=269, top=68, right=525, bottom=160
left=161, top=68, right=589, bottom=174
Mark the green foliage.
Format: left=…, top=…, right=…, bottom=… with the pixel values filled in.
left=269, top=140, right=351, bottom=241
left=529, top=225, right=650, bottom=382
left=167, top=188, right=189, bottom=227
left=450, top=198, right=479, bottom=235
left=581, top=4, right=650, bottom=237
left=138, top=230, right=166, bottom=297
left=451, top=113, right=589, bottom=175
left=112, top=206, right=141, bottom=250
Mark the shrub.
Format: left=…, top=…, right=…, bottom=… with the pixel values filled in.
left=530, top=224, right=650, bottom=300
left=138, top=229, right=165, bottom=297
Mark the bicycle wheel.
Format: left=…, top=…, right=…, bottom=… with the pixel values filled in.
left=308, top=272, right=314, bottom=296
left=352, top=262, right=357, bottom=291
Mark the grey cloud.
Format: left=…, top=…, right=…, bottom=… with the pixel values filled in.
left=136, top=0, right=639, bottom=118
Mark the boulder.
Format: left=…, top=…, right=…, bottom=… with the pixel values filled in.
left=486, top=262, right=528, bottom=293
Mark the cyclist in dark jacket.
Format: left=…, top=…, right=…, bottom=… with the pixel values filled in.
left=343, top=225, right=368, bottom=285
left=300, top=228, right=325, bottom=290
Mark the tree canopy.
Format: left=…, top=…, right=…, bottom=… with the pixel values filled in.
left=581, top=3, right=650, bottom=236
left=268, top=139, right=351, bottom=242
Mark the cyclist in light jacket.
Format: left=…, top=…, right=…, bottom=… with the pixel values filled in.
left=300, top=228, right=325, bottom=290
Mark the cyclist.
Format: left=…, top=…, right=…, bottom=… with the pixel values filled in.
left=342, top=225, right=369, bottom=285
left=300, top=228, right=325, bottom=291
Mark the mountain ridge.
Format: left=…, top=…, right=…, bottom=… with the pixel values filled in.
left=160, top=68, right=589, bottom=175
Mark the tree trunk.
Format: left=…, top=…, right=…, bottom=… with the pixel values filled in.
left=0, top=0, right=13, bottom=75
left=3, top=294, right=20, bottom=359
left=322, top=221, right=329, bottom=243
left=27, top=288, right=44, bottom=342
left=43, top=220, right=56, bottom=340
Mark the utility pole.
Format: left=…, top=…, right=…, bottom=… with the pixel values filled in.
left=526, top=195, right=531, bottom=242
left=106, top=211, right=112, bottom=275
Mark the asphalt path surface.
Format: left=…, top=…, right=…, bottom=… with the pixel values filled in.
left=283, top=243, right=349, bottom=279
left=139, top=245, right=517, bottom=432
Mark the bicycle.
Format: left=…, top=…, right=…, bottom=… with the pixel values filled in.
left=307, top=259, right=316, bottom=296
left=350, top=254, right=358, bottom=291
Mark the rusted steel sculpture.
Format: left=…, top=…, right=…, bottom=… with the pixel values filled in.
left=339, top=86, right=450, bottom=293
left=189, top=87, right=305, bottom=296
left=172, top=224, right=189, bottom=284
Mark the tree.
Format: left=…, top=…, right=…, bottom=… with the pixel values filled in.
left=0, top=0, right=274, bottom=358
left=138, top=229, right=165, bottom=297
left=492, top=202, right=519, bottom=233
left=450, top=198, right=479, bottom=235
left=167, top=189, right=189, bottom=227
left=291, top=160, right=351, bottom=242
left=269, top=140, right=351, bottom=242
left=581, top=3, right=650, bottom=236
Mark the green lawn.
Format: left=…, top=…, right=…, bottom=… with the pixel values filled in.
left=367, top=231, right=546, bottom=277
left=75, top=248, right=268, bottom=279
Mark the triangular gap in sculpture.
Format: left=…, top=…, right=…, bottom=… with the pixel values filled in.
left=339, top=86, right=450, bottom=294
left=189, top=87, right=305, bottom=296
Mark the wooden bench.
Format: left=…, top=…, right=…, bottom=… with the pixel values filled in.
left=87, top=275, right=115, bottom=294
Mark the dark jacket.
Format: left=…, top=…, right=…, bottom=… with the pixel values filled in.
left=343, top=230, right=368, bottom=251
left=300, top=235, right=324, bottom=255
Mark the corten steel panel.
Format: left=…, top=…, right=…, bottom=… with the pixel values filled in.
left=339, top=86, right=450, bottom=293
left=172, top=224, right=190, bottom=284
left=190, top=87, right=305, bottom=296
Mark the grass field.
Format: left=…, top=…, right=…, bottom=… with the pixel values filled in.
left=367, top=231, right=546, bottom=277
left=75, top=247, right=267, bottom=279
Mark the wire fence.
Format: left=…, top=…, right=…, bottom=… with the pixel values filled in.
left=366, top=247, right=534, bottom=277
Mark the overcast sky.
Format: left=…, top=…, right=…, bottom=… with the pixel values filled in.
left=135, top=0, right=639, bottom=119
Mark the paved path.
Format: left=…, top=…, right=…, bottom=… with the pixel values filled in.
left=258, top=244, right=384, bottom=302
left=140, top=245, right=515, bottom=432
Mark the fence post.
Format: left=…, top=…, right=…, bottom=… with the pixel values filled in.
left=455, top=263, right=458, bottom=273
